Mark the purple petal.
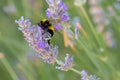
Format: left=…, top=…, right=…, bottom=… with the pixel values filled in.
left=54, top=24, right=62, bottom=31
left=46, top=8, right=53, bottom=18
left=53, top=46, right=58, bottom=55
left=62, top=14, right=69, bottom=21
left=38, top=40, right=45, bottom=49
left=81, top=70, right=88, bottom=76
left=58, top=1, right=67, bottom=13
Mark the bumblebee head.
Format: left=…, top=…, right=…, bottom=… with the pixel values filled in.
left=38, top=19, right=52, bottom=30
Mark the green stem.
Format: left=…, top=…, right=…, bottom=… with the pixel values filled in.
left=17, top=64, right=35, bottom=80
left=1, top=58, right=19, bottom=80
left=80, top=6, right=102, bottom=48
left=70, top=68, right=81, bottom=75
left=70, top=68, right=96, bottom=80
left=56, top=57, right=99, bottom=79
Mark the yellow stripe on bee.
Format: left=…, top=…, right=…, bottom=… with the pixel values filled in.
left=42, top=19, right=47, bottom=22
left=48, top=26, right=55, bottom=32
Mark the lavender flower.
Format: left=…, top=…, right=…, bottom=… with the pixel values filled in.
left=46, top=0, right=70, bottom=30
left=15, top=16, right=58, bottom=64
left=81, top=70, right=100, bottom=80
left=56, top=54, right=74, bottom=71
left=46, top=0, right=76, bottom=49
left=15, top=16, right=31, bottom=29
left=46, top=0, right=68, bottom=19
left=54, top=23, right=62, bottom=30
left=114, top=2, right=120, bottom=10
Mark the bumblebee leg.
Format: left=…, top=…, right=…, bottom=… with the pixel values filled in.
left=48, top=40, right=51, bottom=45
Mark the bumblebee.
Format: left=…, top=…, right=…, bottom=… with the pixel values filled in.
left=38, top=19, right=55, bottom=45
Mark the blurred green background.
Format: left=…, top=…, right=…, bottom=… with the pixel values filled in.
left=0, top=0, right=120, bottom=80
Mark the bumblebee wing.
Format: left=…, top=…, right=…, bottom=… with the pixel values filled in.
left=42, top=32, right=51, bottom=41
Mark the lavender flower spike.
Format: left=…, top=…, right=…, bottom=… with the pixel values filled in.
left=15, top=16, right=58, bottom=64
left=46, top=0, right=69, bottom=20
left=81, top=70, right=100, bottom=80
left=15, top=16, right=31, bottom=29
left=56, top=54, right=74, bottom=71
left=46, top=0, right=70, bottom=31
